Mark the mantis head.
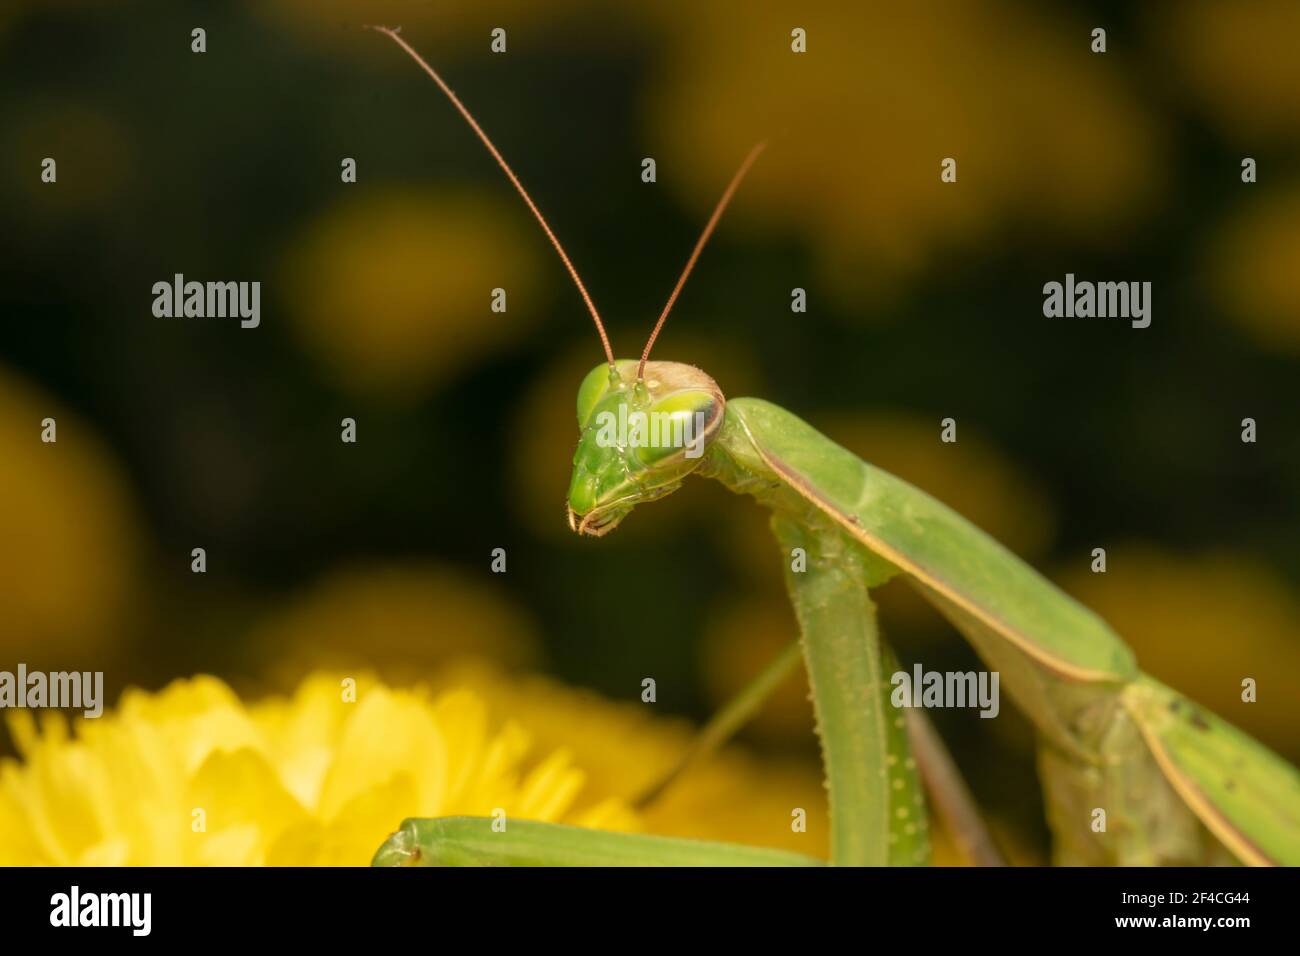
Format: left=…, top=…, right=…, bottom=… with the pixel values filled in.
left=559, top=138, right=761, bottom=536
left=567, top=359, right=726, bottom=536
left=362, top=27, right=761, bottom=537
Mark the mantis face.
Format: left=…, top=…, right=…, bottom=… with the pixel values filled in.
left=567, top=360, right=726, bottom=536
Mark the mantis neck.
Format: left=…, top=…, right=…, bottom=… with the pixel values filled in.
left=700, top=407, right=925, bottom=866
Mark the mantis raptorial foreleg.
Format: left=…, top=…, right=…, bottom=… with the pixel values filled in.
left=771, top=513, right=892, bottom=865
left=372, top=817, right=822, bottom=867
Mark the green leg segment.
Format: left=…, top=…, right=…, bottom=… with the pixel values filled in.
left=373, top=817, right=824, bottom=867
left=773, top=515, right=893, bottom=865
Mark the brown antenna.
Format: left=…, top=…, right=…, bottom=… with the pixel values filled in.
left=637, top=141, right=767, bottom=380
left=367, top=25, right=615, bottom=366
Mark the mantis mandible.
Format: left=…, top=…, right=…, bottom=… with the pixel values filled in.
left=366, top=28, right=1300, bottom=867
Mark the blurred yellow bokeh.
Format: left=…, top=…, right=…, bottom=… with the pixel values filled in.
left=647, top=1, right=1164, bottom=303
left=252, top=562, right=540, bottom=685
left=1208, top=184, right=1300, bottom=353
left=268, top=0, right=1167, bottom=306
left=1158, top=0, right=1300, bottom=141
left=0, top=368, right=138, bottom=664
left=281, top=189, right=544, bottom=396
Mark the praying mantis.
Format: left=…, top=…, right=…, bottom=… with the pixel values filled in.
left=365, top=28, right=1300, bottom=867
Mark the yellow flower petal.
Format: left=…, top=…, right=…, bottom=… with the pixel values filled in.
left=316, top=688, right=447, bottom=822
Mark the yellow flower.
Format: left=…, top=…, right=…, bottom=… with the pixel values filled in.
left=0, top=673, right=635, bottom=866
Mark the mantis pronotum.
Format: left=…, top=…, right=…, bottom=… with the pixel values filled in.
left=366, top=27, right=1300, bottom=867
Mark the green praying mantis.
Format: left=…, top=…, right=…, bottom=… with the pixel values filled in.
left=365, top=27, right=1300, bottom=867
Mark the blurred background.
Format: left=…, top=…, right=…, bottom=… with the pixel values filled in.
left=1, top=0, right=1297, bottom=863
